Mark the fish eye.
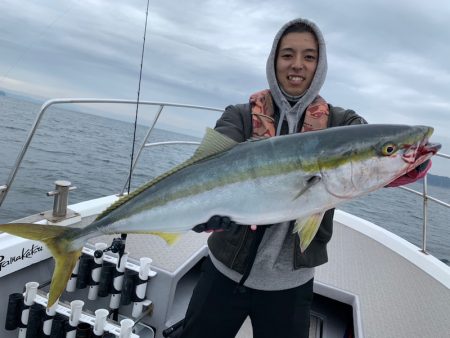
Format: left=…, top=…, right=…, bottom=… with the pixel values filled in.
left=381, top=143, right=398, bottom=156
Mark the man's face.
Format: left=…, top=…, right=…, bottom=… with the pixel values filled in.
left=276, top=32, right=318, bottom=96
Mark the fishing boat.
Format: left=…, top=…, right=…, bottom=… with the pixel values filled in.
left=0, top=98, right=449, bottom=338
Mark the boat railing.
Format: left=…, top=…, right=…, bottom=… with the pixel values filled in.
left=119, top=140, right=201, bottom=196
left=398, top=152, right=450, bottom=253
left=0, top=98, right=223, bottom=208
left=0, top=98, right=449, bottom=255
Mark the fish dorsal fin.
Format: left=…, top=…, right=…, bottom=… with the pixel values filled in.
left=192, top=127, right=238, bottom=159
left=95, top=128, right=238, bottom=221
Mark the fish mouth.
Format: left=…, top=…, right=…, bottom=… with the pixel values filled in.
left=402, top=140, right=441, bottom=165
left=420, top=142, right=441, bottom=155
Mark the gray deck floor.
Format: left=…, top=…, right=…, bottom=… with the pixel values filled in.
left=315, top=219, right=450, bottom=338
left=83, top=209, right=450, bottom=338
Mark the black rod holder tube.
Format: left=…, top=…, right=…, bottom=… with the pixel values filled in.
left=49, top=314, right=68, bottom=338
left=75, top=322, right=92, bottom=338
left=98, top=262, right=115, bottom=298
left=5, top=293, right=24, bottom=330
left=120, top=270, right=138, bottom=306
left=25, top=303, right=45, bottom=338
left=76, top=254, right=93, bottom=289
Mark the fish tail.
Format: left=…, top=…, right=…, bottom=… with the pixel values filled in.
left=0, top=223, right=82, bottom=307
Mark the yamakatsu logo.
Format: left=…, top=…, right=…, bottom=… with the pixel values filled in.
left=0, top=244, right=44, bottom=271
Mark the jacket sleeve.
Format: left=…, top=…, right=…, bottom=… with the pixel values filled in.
left=329, top=104, right=367, bottom=126
left=214, top=104, right=251, bottom=142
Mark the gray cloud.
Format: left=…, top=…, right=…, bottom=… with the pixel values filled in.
left=0, top=0, right=448, bottom=175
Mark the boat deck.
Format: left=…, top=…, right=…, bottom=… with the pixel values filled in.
left=85, top=206, right=450, bottom=338
left=315, top=211, right=450, bottom=338
left=2, top=196, right=449, bottom=338
left=69, top=190, right=449, bottom=338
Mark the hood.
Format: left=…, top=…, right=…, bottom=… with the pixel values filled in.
left=266, top=18, right=328, bottom=135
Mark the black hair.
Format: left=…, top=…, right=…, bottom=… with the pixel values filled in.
left=275, top=22, right=318, bottom=58
left=281, top=22, right=316, bottom=37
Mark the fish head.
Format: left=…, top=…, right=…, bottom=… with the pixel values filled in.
left=317, top=124, right=441, bottom=199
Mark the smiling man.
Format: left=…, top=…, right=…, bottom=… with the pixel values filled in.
left=276, top=29, right=318, bottom=97
left=180, top=19, right=363, bottom=338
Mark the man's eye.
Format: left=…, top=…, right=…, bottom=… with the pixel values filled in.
left=305, top=55, right=316, bottom=61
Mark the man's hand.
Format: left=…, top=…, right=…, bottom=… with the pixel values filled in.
left=192, top=215, right=236, bottom=233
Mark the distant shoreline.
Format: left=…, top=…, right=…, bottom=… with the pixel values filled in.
left=426, top=174, right=450, bottom=189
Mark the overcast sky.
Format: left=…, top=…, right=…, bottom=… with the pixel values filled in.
left=0, top=0, right=449, bottom=176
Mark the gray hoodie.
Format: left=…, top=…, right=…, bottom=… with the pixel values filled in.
left=267, top=18, right=328, bottom=135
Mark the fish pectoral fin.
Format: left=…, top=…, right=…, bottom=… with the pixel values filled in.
left=293, top=212, right=325, bottom=253
left=147, top=232, right=181, bottom=245
left=294, top=175, right=321, bottom=200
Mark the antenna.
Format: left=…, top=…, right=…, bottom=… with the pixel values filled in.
left=128, top=0, right=151, bottom=194
left=113, top=0, right=151, bottom=321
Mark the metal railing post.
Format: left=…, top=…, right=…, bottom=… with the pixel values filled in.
left=421, top=175, right=429, bottom=254
left=119, top=104, right=165, bottom=196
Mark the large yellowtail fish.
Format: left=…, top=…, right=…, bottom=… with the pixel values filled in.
left=0, top=124, right=441, bottom=306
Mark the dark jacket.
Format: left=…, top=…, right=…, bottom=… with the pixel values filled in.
left=208, top=102, right=366, bottom=274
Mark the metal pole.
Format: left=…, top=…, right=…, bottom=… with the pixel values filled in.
left=0, top=100, right=54, bottom=207
left=421, top=175, right=429, bottom=254
left=0, top=97, right=222, bottom=207
left=120, top=105, right=165, bottom=195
